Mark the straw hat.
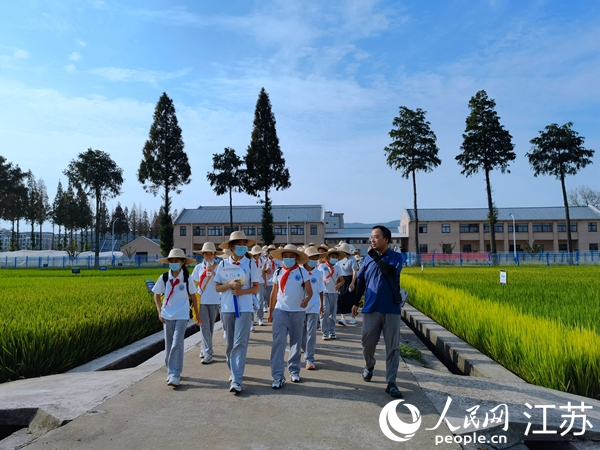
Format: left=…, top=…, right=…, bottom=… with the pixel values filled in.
left=250, top=244, right=264, bottom=255
left=316, top=244, right=329, bottom=252
left=335, top=242, right=354, bottom=257
left=270, top=244, right=309, bottom=265
left=267, top=244, right=277, bottom=251
left=304, top=246, right=326, bottom=260
left=324, top=247, right=348, bottom=260
left=193, top=242, right=224, bottom=256
left=218, top=230, right=257, bottom=249
left=222, top=248, right=232, bottom=258
left=157, top=248, right=197, bottom=265
left=355, top=254, right=363, bottom=261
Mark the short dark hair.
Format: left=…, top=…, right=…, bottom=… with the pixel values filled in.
left=372, top=225, right=391, bottom=243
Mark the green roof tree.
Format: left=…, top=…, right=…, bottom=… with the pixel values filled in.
left=138, top=92, right=190, bottom=255
left=245, top=88, right=290, bottom=245
left=527, top=122, right=595, bottom=259
left=456, top=90, right=515, bottom=259
left=64, top=148, right=124, bottom=268
left=384, top=106, right=441, bottom=256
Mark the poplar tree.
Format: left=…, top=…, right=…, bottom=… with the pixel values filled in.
left=207, top=147, right=245, bottom=232
left=138, top=92, right=190, bottom=255
left=456, top=90, right=515, bottom=258
left=245, top=88, right=290, bottom=245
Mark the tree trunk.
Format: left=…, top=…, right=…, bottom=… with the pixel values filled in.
left=412, top=170, right=420, bottom=257
left=485, top=168, right=497, bottom=257
left=94, top=194, right=101, bottom=269
left=560, top=173, right=574, bottom=265
left=30, top=221, right=35, bottom=250
left=229, top=187, right=233, bottom=231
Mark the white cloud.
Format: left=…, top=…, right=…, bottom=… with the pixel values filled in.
left=64, top=64, right=76, bottom=72
left=69, top=52, right=82, bottom=61
left=76, top=39, right=86, bottom=47
left=89, top=67, right=191, bottom=84
left=14, top=49, right=29, bottom=59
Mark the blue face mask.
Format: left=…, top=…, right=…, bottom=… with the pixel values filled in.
left=234, top=246, right=247, bottom=257
left=169, top=263, right=181, bottom=271
left=283, top=258, right=296, bottom=268
left=329, top=258, right=338, bottom=265
left=307, top=260, right=318, bottom=268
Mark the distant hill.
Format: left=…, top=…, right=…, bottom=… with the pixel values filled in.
left=344, top=220, right=400, bottom=229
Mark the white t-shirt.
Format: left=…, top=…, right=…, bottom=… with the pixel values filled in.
left=337, top=256, right=358, bottom=277
left=191, top=260, right=220, bottom=305
left=251, top=256, right=264, bottom=285
left=318, top=262, right=341, bottom=294
left=214, top=256, right=260, bottom=314
left=274, top=265, right=310, bottom=312
left=262, top=257, right=280, bottom=287
left=152, top=269, right=195, bottom=320
left=304, top=268, right=324, bottom=315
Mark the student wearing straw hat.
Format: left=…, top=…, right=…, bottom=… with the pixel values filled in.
left=261, top=244, right=279, bottom=317
left=317, top=247, right=345, bottom=340
left=268, top=244, right=313, bottom=388
left=335, top=242, right=359, bottom=326
left=191, top=242, right=224, bottom=365
left=249, top=244, right=267, bottom=327
left=153, top=249, right=201, bottom=388
left=214, top=231, right=260, bottom=394
left=301, top=246, right=325, bottom=370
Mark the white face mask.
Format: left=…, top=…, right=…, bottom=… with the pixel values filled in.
left=329, top=258, right=338, bottom=265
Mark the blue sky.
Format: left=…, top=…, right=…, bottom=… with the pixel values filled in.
left=1, top=0, right=599, bottom=228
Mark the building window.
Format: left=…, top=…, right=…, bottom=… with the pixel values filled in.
left=419, top=224, right=427, bottom=233
left=508, top=223, right=528, bottom=233
left=557, top=223, right=577, bottom=232
left=419, top=244, right=428, bottom=253
left=484, top=224, right=504, bottom=233
left=291, top=225, right=304, bottom=235
left=257, top=226, right=262, bottom=236
left=442, top=224, right=450, bottom=233
left=459, top=224, right=479, bottom=233
left=310, top=225, right=318, bottom=235
left=559, top=243, right=568, bottom=251
left=241, top=226, right=255, bottom=236
left=208, top=226, right=222, bottom=236
left=590, top=243, right=599, bottom=251
left=589, top=222, right=597, bottom=232
left=193, top=226, right=205, bottom=236
left=462, top=244, right=472, bottom=252
left=509, top=244, right=522, bottom=252
left=224, top=226, right=239, bottom=235
left=274, top=225, right=288, bottom=235
left=532, top=223, right=553, bottom=232
left=180, top=226, right=187, bottom=236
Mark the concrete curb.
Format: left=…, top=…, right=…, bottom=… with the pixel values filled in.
left=401, top=304, right=525, bottom=383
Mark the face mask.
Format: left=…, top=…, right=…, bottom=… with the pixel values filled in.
left=169, top=263, right=181, bottom=271
left=234, top=246, right=247, bottom=257
left=307, top=260, right=318, bottom=268
left=283, top=258, right=296, bottom=268
left=329, top=258, right=338, bottom=265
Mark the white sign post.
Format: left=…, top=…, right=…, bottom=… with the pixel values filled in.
left=500, top=270, right=507, bottom=285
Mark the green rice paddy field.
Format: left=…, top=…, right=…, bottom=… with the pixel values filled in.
left=402, top=266, right=600, bottom=399
left=1, top=268, right=165, bottom=383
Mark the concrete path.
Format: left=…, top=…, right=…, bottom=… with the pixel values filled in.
left=2, top=313, right=599, bottom=450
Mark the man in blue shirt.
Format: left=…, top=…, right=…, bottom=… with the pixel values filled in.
left=352, top=225, right=404, bottom=399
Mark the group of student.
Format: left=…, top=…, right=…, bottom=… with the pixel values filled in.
left=152, top=231, right=363, bottom=394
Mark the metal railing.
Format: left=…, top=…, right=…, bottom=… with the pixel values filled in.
left=405, top=251, right=600, bottom=266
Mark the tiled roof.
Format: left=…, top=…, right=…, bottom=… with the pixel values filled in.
left=404, top=206, right=600, bottom=222
left=175, top=205, right=325, bottom=224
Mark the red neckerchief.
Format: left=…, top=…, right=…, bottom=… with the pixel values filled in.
left=254, top=258, right=260, bottom=268
left=198, top=261, right=214, bottom=293
left=324, top=262, right=335, bottom=280
left=280, top=264, right=299, bottom=293
left=165, top=277, right=180, bottom=306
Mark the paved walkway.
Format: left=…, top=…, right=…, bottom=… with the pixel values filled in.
left=14, top=317, right=460, bottom=450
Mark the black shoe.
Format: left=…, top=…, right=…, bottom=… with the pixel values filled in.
left=362, top=367, right=373, bottom=382
left=386, top=383, right=403, bottom=398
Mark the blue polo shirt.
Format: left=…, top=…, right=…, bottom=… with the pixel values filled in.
left=357, top=249, right=403, bottom=314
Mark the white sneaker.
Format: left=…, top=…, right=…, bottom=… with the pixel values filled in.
left=272, top=378, right=285, bottom=389
left=201, top=354, right=214, bottom=364
left=250, top=325, right=255, bottom=332
left=349, top=317, right=357, bottom=324
left=167, top=377, right=180, bottom=387
left=337, top=318, right=347, bottom=326
left=229, top=382, right=242, bottom=394
left=290, top=373, right=300, bottom=383
left=257, top=318, right=264, bottom=326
